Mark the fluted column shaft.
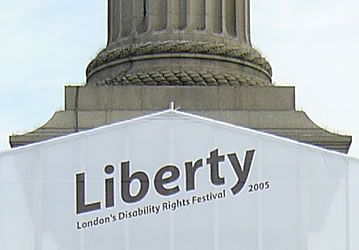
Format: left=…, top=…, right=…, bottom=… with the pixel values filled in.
left=87, top=0, right=272, bottom=86
left=107, top=0, right=252, bottom=46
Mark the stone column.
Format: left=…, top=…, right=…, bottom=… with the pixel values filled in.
left=87, top=0, right=272, bottom=86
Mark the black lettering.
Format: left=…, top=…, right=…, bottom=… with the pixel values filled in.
left=154, top=165, right=180, bottom=196
left=185, top=159, right=203, bottom=191
left=228, top=150, right=255, bottom=195
left=121, top=161, right=149, bottom=203
left=207, top=149, right=225, bottom=185
left=76, top=173, right=101, bottom=214
left=104, top=165, right=115, bottom=208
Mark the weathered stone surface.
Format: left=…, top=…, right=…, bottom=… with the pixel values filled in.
left=9, top=0, right=352, bottom=154
left=87, top=41, right=272, bottom=82
left=64, top=86, right=295, bottom=111
left=86, top=0, right=272, bottom=86
left=94, top=70, right=271, bottom=87
left=10, top=108, right=352, bottom=154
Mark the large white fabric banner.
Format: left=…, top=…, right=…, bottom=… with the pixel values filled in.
left=0, top=110, right=358, bottom=250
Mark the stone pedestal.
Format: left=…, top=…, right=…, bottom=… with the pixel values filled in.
left=9, top=0, right=352, bottom=153
left=10, top=85, right=352, bottom=153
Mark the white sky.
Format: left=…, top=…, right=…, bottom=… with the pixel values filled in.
left=0, top=0, right=358, bottom=157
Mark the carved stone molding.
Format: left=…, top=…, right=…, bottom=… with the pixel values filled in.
left=86, top=40, right=272, bottom=78
left=94, top=70, right=271, bottom=87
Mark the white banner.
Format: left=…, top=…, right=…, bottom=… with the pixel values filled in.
left=0, top=110, right=358, bottom=250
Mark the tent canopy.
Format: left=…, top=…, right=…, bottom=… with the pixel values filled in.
left=0, top=110, right=358, bottom=250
